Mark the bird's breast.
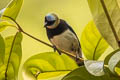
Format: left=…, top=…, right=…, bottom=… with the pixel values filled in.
left=50, top=29, right=79, bottom=52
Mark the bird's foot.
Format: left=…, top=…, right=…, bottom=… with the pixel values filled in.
left=57, top=49, right=62, bottom=55
left=75, top=54, right=80, bottom=61
left=53, top=46, right=61, bottom=55
left=53, top=46, right=57, bottom=52
left=75, top=54, right=84, bottom=66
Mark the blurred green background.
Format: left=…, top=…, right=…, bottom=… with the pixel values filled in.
left=0, top=0, right=92, bottom=80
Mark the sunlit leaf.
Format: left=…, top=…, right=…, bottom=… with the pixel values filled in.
left=62, top=66, right=119, bottom=80
left=84, top=60, right=104, bottom=76
left=22, top=52, right=78, bottom=80
left=81, top=21, right=108, bottom=60
left=4, top=32, right=22, bottom=80
left=115, top=67, right=120, bottom=76
left=0, top=21, right=15, bottom=32
left=1, top=0, right=23, bottom=20
left=0, top=34, right=5, bottom=66
left=87, top=0, right=120, bottom=49
left=37, top=71, right=70, bottom=80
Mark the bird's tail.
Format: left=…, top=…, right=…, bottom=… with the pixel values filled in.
left=76, top=47, right=84, bottom=66
left=70, top=55, right=84, bottom=66
left=67, top=51, right=84, bottom=66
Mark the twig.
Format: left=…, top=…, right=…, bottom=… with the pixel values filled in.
left=3, top=15, right=23, bottom=32
left=5, top=32, right=18, bottom=80
left=22, top=31, right=53, bottom=48
left=100, top=0, right=120, bottom=47
left=3, top=15, right=84, bottom=62
left=22, top=30, right=84, bottom=62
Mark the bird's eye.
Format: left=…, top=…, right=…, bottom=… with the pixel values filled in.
left=45, top=16, right=56, bottom=26
left=47, top=20, right=55, bottom=26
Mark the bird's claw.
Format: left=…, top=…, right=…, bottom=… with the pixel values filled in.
left=53, top=46, right=61, bottom=55
left=57, top=49, right=61, bottom=55
left=53, top=46, right=57, bottom=52
left=75, top=54, right=79, bottom=61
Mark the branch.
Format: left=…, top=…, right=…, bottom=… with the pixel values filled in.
left=3, top=15, right=84, bottom=63
left=5, top=32, right=18, bottom=80
left=100, top=0, right=120, bottom=47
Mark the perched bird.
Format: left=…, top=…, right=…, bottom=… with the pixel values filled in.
left=44, top=13, right=82, bottom=61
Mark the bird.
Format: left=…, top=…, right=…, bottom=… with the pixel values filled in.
left=44, top=13, right=82, bottom=62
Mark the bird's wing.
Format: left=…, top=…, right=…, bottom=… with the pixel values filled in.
left=64, top=21, right=81, bottom=48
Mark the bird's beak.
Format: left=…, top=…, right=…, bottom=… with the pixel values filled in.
left=44, top=22, right=47, bottom=27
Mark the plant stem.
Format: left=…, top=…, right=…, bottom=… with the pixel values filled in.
left=3, top=15, right=84, bottom=62
left=5, top=32, right=18, bottom=80
left=22, top=31, right=53, bottom=48
left=35, top=70, right=71, bottom=78
left=21, top=31, right=83, bottom=61
left=93, top=37, right=102, bottom=60
left=100, top=0, right=120, bottom=47
left=3, top=15, right=23, bottom=32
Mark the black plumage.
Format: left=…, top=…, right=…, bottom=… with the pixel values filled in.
left=46, top=19, right=67, bottom=39
left=46, top=19, right=82, bottom=58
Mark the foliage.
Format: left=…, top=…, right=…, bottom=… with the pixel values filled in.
left=1, top=0, right=23, bottom=20
left=81, top=21, right=108, bottom=60
left=0, top=0, right=120, bottom=80
left=0, top=21, right=15, bottom=32
left=62, top=66, right=119, bottom=80
left=0, top=0, right=23, bottom=80
left=0, top=32, right=22, bottom=80
left=22, top=52, right=78, bottom=80
left=87, top=0, right=120, bottom=49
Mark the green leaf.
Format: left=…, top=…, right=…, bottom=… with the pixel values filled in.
left=84, top=60, right=105, bottom=76
left=37, top=71, right=70, bottom=80
left=104, top=49, right=120, bottom=76
left=1, top=0, right=23, bottom=20
left=104, top=49, right=120, bottom=65
left=4, top=32, right=22, bottom=80
left=87, top=0, right=120, bottom=49
left=0, top=65, right=6, bottom=80
left=62, top=66, right=119, bottom=80
left=0, top=21, right=15, bottom=32
left=115, top=67, right=120, bottom=76
left=0, top=34, right=5, bottom=66
left=108, top=50, right=120, bottom=75
left=0, top=32, right=22, bottom=80
left=22, top=52, right=78, bottom=80
left=81, top=21, right=108, bottom=60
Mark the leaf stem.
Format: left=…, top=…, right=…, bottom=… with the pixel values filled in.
left=100, top=0, right=120, bottom=47
left=93, top=37, right=102, bottom=60
left=3, top=15, right=23, bottom=32
left=5, top=32, right=18, bottom=80
left=35, top=70, right=71, bottom=78
left=3, top=15, right=84, bottom=63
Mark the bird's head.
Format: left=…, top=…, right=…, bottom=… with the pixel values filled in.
left=44, top=13, right=60, bottom=29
